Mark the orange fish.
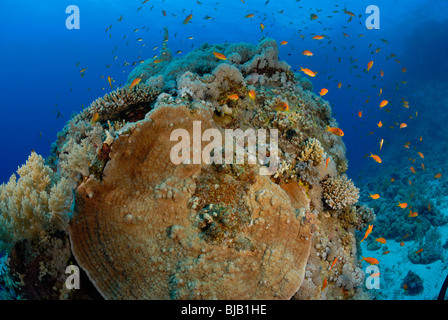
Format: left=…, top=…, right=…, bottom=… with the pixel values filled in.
left=227, top=94, right=239, bottom=101
left=319, top=88, right=328, bottom=96
left=248, top=90, right=256, bottom=100
left=322, top=278, right=328, bottom=291
left=183, top=13, right=193, bottom=24
left=400, top=241, right=405, bottom=247
left=302, top=50, right=313, bottom=56
left=360, top=256, right=379, bottom=265
left=275, top=101, right=289, bottom=112
left=417, top=152, right=424, bottom=159
left=260, top=23, right=265, bottom=31
left=213, top=51, right=227, bottom=60
left=300, top=67, right=317, bottom=77
left=435, top=173, right=442, bottom=179
left=376, top=238, right=386, bottom=244
left=312, top=35, right=325, bottom=40
left=330, top=258, right=338, bottom=270
left=358, top=111, right=363, bottom=118
left=380, top=70, right=384, bottom=77
left=410, top=167, right=416, bottom=174
left=130, top=77, right=142, bottom=89
left=409, top=180, right=413, bottom=186
left=326, top=126, right=344, bottom=137
left=397, top=202, right=407, bottom=209
left=382, top=250, right=390, bottom=255
left=379, top=139, right=384, bottom=151
left=402, top=234, right=409, bottom=240
left=360, top=225, right=373, bottom=243
left=370, top=273, right=381, bottom=278
left=325, top=157, right=330, bottom=169
left=403, top=284, right=408, bottom=291
left=377, top=121, right=383, bottom=128
left=367, top=61, right=374, bottom=71
left=379, top=100, right=388, bottom=108
left=245, top=13, right=255, bottom=18
left=337, top=82, right=342, bottom=88
left=421, top=163, right=425, bottom=171
left=408, top=211, right=418, bottom=218
left=391, top=178, right=395, bottom=182
left=370, top=194, right=380, bottom=200
left=91, top=112, right=99, bottom=125
left=415, top=248, right=424, bottom=254
left=280, top=40, right=288, bottom=45
left=400, top=123, right=408, bottom=129
left=107, top=76, right=113, bottom=88
left=369, top=153, right=382, bottom=163
left=402, top=67, right=407, bottom=73
left=154, top=59, right=163, bottom=64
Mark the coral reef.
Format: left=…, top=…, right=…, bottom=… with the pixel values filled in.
left=401, top=271, right=424, bottom=295
left=0, top=38, right=369, bottom=300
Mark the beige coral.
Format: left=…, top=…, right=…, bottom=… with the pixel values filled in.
left=321, top=175, right=359, bottom=210
left=0, top=152, right=71, bottom=251
left=298, top=138, right=324, bottom=166
left=68, top=104, right=312, bottom=300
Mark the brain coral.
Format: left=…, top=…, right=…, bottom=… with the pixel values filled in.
left=69, top=104, right=312, bottom=299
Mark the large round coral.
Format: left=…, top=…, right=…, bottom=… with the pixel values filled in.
left=69, top=104, right=313, bottom=299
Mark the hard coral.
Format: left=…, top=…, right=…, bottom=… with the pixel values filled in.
left=69, top=104, right=312, bottom=299
left=322, top=175, right=360, bottom=210
left=298, top=138, right=324, bottom=166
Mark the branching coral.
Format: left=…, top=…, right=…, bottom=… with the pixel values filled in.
left=321, top=175, right=360, bottom=210
left=298, top=138, right=324, bottom=166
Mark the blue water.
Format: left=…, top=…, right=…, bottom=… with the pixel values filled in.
left=1, top=0, right=448, bottom=299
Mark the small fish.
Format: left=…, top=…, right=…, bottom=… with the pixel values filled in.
left=321, top=278, right=328, bottom=291
left=302, top=50, right=313, bottom=56
left=248, top=90, right=256, bottom=100
left=360, top=224, right=373, bottom=243
left=130, top=77, right=142, bottom=89
left=325, top=157, right=330, bottom=169
left=319, top=88, right=328, bottom=96
left=410, top=167, right=416, bottom=174
left=213, top=51, right=227, bottom=60
left=312, top=35, right=325, bottom=40
left=397, top=202, right=408, bottom=209
left=376, top=238, right=386, bottom=244
left=377, top=121, right=383, bottom=128
left=421, top=163, right=425, bottom=171
left=366, top=60, right=373, bottom=71
left=337, top=82, right=342, bottom=88
left=300, top=67, right=317, bottom=77
left=358, top=111, right=363, bottom=118
left=245, top=13, right=255, bottom=18
left=370, top=272, right=381, bottom=278
left=380, top=70, right=384, bottom=77
left=379, top=139, right=384, bottom=151
left=400, top=241, right=405, bottom=247
left=330, top=258, right=338, bottom=270
left=415, top=248, right=424, bottom=254
left=360, top=256, right=379, bottom=265
left=154, top=59, right=162, bottom=64
left=107, top=76, right=113, bottom=88
left=260, top=23, right=265, bottom=31
left=402, top=67, right=407, bottom=73
left=183, top=13, right=193, bottom=24
left=310, top=14, right=318, bottom=20
left=280, top=40, right=288, bottom=45
left=91, top=112, right=99, bottom=125
left=326, top=126, right=344, bottom=137
left=400, top=123, right=408, bottom=129
left=435, top=173, right=442, bottom=179
left=408, top=211, right=418, bottom=218
left=369, top=153, right=382, bottom=163
left=382, top=250, right=390, bottom=255
left=227, top=94, right=239, bottom=101
left=379, top=100, right=388, bottom=108
left=417, top=152, right=424, bottom=159
left=275, top=101, right=289, bottom=112
left=369, top=194, right=380, bottom=200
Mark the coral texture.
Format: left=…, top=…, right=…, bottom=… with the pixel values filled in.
left=69, top=104, right=312, bottom=299
left=322, top=175, right=360, bottom=210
